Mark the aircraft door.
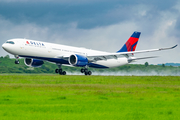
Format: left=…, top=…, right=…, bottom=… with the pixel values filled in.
left=20, top=40, right=25, bottom=50
left=47, top=45, right=52, bottom=53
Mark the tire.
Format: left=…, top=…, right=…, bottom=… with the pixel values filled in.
left=62, top=71, right=66, bottom=75
left=88, top=71, right=92, bottom=75
left=81, top=69, right=85, bottom=73
left=85, top=72, right=88, bottom=75
left=58, top=69, right=62, bottom=73
left=55, top=69, right=59, bottom=73
left=15, top=60, right=19, bottom=64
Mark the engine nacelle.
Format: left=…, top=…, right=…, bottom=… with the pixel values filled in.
left=69, top=54, right=88, bottom=67
left=24, top=58, right=44, bottom=67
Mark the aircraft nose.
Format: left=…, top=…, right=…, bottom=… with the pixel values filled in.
left=2, top=43, right=5, bottom=49
left=2, top=42, right=16, bottom=54
left=2, top=43, right=8, bottom=51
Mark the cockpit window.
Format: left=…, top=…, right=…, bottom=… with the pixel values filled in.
left=6, top=41, right=15, bottom=44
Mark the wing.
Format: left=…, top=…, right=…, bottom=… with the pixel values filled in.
left=87, top=45, right=178, bottom=62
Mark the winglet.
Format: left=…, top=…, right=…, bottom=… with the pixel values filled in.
left=159, top=44, right=178, bottom=50
left=172, top=44, right=178, bottom=49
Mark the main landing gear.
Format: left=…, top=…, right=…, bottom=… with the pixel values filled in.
left=55, top=64, right=92, bottom=76
left=15, top=55, right=20, bottom=64
left=55, top=69, right=66, bottom=75
left=81, top=68, right=92, bottom=75
left=55, top=64, right=66, bottom=75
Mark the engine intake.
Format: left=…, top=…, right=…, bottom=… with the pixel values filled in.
left=69, top=54, right=88, bottom=67
left=24, top=58, right=44, bottom=67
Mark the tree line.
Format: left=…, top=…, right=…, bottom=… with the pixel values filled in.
left=0, top=55, right=179, bottom=75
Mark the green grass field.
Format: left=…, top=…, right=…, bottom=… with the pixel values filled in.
left=0, top=75, right=180, bottom=120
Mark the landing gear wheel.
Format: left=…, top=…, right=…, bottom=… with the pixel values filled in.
left=55, top=69, right=58, bottom=73
left=81, top=68, right=85, bottom=73
left=58, top=69, right=62, bottom=75
left=14, top=55, right=19, bottom=64
left=55, top=64, right=66, bottom=75
left=62, top=71, right=66, bottom=75
left=82, top=67, right=92, bottom=76
left=84, top=71, right=92, bottom=75
left=88, top=71, right=92, bottom=75
left=85, top=72, right=88, bottom=75
left=15, top=60, right=19, bottom=64
left=55, top=69, right=66, bottom=75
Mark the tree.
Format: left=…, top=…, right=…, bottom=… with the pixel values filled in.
left=162, top=64, right=165, bottom=67
left=4, top=55, right=10, bottom=59
left=145, top=62, right=149, bottom=67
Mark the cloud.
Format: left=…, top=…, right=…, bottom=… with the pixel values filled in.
left=0, top=0, right=177, bottom=29
left=0, top=1, right=120, bottom=29
left=0, top=0, right=110, bottom=3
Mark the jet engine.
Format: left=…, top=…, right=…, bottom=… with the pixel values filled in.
left=24, top=58, right=44, bottom=67
left=69, top=54, right=88, bottom=67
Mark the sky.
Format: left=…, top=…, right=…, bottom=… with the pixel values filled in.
left=0, top=0, right=179, bottom=64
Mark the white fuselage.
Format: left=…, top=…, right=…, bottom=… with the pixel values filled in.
left=2, top=39, right=128, bottom=68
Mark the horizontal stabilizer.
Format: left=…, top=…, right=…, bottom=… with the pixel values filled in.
left=128, top=56, right=158, bottom=63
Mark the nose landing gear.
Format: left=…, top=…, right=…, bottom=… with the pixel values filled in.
left=15, top=55, right=20, bottom=64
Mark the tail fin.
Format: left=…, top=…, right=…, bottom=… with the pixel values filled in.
left=117, top=31, right=141, bottom=52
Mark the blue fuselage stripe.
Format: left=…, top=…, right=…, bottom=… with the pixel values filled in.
left=19, top=55, right=69, bottom=64
left=19, top=55, right=109, bottom=68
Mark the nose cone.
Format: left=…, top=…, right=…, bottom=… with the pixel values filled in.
left=2, top=42, right=17, bottom=55
left=2, top=43, right=10, bottom=52
left=2, top=43, right=6, bottom=50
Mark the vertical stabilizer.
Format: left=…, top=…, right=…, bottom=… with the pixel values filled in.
left=117, top=31, right=141, bottom=52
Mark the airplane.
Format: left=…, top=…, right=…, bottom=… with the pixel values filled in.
left=2, top=31, right=177, bottom=75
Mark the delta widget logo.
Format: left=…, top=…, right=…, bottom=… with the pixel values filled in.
left=26, top=41, right=45, bottom=46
